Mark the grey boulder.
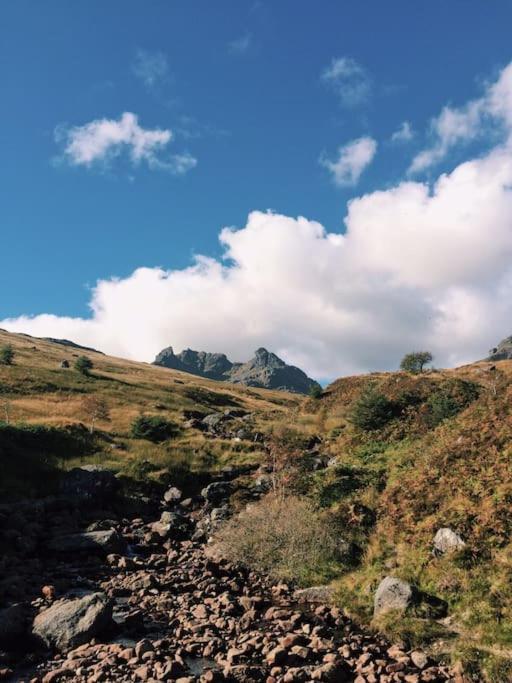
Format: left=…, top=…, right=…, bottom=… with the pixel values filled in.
left=48, top=529, right=125, bottom=555
left=433, top=528, right=466, bottom=554
left=374, top=576, right=415, bottom=616
left=32, top=592, right=113, bottom=651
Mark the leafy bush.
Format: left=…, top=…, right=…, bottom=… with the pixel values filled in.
left=131, top=414, right=178, bottom=442
left=214, top=494, right=344, bottom=585
left=400, top=351, right=433, bottom=374
left=349, top=383, right=395, bottom=431
left=426, top=379, right=480, bottom=427
left=74, top=355, right=93, bottom=375
left=0, top=344, right=14, bottom=365
left=309, top=384, right=323, bottom=399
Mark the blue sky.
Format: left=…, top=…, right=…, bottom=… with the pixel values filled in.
left=3, top=1, right=512, bottom=378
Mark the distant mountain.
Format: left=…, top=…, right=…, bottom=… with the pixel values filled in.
left=487, top=335, right=512, bottom=361
left=153, top=346, right=320, bottom=394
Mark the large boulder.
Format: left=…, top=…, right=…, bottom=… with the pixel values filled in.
left=32, top=592, right=113, bottom=651
left=433, top=528, right=466, bottom=554
left=374, top=576, right=415, bottom=616
left=60, top=466, right=119, bottom=501
left=0, top=604, right=30, bottom=647
left=48, top=530, right=125, bottom=555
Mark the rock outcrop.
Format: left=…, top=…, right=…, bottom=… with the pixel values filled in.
left=487, top=335, right=512, bottom=361
left=153, top=346, right=320, bottom=394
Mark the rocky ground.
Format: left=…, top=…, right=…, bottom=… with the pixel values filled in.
left=0, top=469, right=461, bottom=683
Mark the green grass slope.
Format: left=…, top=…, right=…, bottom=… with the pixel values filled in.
left=0, top=329, right=300, bottom=499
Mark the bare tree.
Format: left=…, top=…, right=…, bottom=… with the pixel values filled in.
left=81, top=395, right=110, bottom=434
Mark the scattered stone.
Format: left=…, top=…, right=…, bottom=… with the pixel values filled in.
left=293, top=586, right=334, bottom=604
left=433, top=528, right=466, bottom=554
left=201, top=482, right=232, bottom=504
left=163, top=486, right=182, bottom=504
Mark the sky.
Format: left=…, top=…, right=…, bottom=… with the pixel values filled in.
left=2, top=1, right=512, bottom=381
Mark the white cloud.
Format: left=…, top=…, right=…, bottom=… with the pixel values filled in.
left=410, top=63, right=512, bottom=173
left=320, top=137, right=377, bottom=186
left=228, top=33, right=252, bottom=55
left=321, top=57, right=371, bottom=107
left=8, top=64, right=512, bottom=379
left=57, top=112, right=197, bottom=174
left=132, top=49, right=169, bottom=88
left=391, top=121, right=414, bottom=143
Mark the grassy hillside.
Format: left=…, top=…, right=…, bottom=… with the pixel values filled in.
left=291, top=362, right=512, bottom=680
left=0, top=329, right=300, bottom=499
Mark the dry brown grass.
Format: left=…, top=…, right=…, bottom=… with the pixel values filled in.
left=0, top=328, right=301, bottom=433
left=214, top=493, right=343, bottom=586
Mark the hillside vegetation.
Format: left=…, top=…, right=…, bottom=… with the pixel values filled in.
left=0, top=329, right=299, bottom=500
left=288, top=362, right=512, bottom=680
left=1, top=328, right=512, bottom=680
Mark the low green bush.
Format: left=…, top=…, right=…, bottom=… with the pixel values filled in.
left=131, top=414, right=178, bottom=442
left=349, top=383, right=395, bottom=431
left=426, top=379, right=480, bottom=427
left=0, top=344, right=14, bottom=365
left=74, top=355, right=93, bottom=375
left=309, top=384, right=323, bottom=399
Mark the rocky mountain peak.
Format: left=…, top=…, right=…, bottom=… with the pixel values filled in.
left=153, top=345, right=319, bottom=394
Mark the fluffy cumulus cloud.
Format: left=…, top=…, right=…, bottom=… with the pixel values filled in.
left=6, top=63, right=512, bottom=380
left=410, top=63, right=512, bottom=173
left=320, top=137, right=377, bottom=186
left=321, top=56, right=371, bottom=107
left=57, top=112, right=197, bottom=174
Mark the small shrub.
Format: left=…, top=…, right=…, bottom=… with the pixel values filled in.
left=309, top=384, right=323, bottom=399
left=400, top=351, right=433, bottom=374
left=131, top=415, right=178, bottom=442
left=426, top=379, right=480, bottom=427
left=349, top=383, right=395, bottom=431
left=0, top=344, right=14, bottom=365
left=75, top=356, right=93, bottom=376
left=214, top=494, right=343, bottom=585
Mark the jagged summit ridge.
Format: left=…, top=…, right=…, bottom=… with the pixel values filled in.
left=153, top=345, right=320, bottom=394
